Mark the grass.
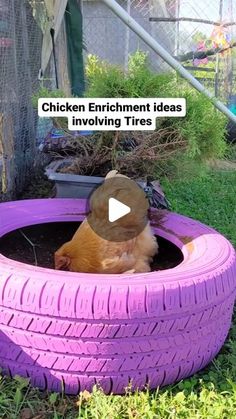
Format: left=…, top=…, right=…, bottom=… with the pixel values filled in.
left=1, top=168, right=236, bottom=418
left=162, top=169, right=236, bottom=247
left=227, top=144, right=236, bottom=162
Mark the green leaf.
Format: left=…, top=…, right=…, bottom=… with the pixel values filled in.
left=49, top=392, right=58, bottom=405
left=13, top=375, right=30, bottom=390
left=14, top=388, right=22, bottom=407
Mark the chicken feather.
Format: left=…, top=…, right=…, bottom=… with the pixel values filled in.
left=54, top=170, right=158, bottom=274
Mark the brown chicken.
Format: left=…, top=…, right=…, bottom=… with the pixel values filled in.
left=54, top=171, right=158, bottom=274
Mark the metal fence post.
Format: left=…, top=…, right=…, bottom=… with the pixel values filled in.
left=102, top=0, right=236, bottom=124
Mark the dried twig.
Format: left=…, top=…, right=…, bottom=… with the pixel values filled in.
left=19, top=230, right=38, bottom=266
left=56, top=128, right=187, bottom=178
left=176, top=42, right=236, bottom=63
left=149, top=16, right=236, bottom=27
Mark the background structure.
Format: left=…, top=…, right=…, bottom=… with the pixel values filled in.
left=83, top=0, right=236, bottom=100
left=0, top=0, right=235, bottom=198
left=0, top=0, right=71, bottom=199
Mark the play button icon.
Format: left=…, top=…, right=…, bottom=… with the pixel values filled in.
left=87, top=174, right=149, bottom=242
left=108, top=198, right=131, bottom=222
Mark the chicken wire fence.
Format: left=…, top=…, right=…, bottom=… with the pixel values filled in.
left=83, top=0, right=236, bottom=102
left=0, top=0, right=69, bottom=199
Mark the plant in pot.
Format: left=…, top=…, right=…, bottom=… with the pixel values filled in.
left=41, top=51, right=227, bottom=199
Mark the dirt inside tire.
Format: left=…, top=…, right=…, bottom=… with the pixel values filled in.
left=0, top=222, right=183, bottom=271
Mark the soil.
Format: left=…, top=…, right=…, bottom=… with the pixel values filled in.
left=0, top=222, right=183, bottom=271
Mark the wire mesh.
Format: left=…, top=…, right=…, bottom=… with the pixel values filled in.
left=83, top=0, right=236, bottom=102
left=82, top=0, right=166, bottom=70
left=0, top=0, right=70, bottom=199
left=0, top=0, right=42, bottom=198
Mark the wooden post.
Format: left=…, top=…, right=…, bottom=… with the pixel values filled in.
left=41, top=0, right=68, bottom=75
left=124, top=0, right=131, bottom=71
left=0, top=114, right=14, bottom=195
left=56, top=19, right=71, bottom=95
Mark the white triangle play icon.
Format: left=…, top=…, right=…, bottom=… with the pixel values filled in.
left=108, top=197, right=131, bottom=222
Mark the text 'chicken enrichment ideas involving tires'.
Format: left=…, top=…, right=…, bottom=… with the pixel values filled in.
left=38, top=98, right=186, bottom=130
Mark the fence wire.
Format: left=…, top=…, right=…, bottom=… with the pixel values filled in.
left=0, top=0, right=69, bottom=199
left=0, top=0, right=45, bottom=198
left=83, top=0, right=236, bottom=102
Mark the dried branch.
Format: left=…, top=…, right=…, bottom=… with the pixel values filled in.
left=57, top=129, right=187, bottom=179
left=176, top=42, right=236, bottom=62
left=149, top=16, right=236, bottom=27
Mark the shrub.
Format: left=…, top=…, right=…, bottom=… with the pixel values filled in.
left=85, top=51, right=227, bottom=161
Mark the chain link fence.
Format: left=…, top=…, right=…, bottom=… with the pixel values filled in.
left=83, top=0, right=236, bottom=101
left=82, top=0, right=167, bottom=71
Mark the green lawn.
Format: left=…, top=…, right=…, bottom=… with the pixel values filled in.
left=163, top=169, right=236, bottom=247
left=1, top=169, right=236, bottom=419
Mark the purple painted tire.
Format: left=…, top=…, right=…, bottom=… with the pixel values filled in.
left=0, top=198, right=235, bottom=394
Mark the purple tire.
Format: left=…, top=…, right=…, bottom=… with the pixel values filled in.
left=0, top=198, right=235, bottom=394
